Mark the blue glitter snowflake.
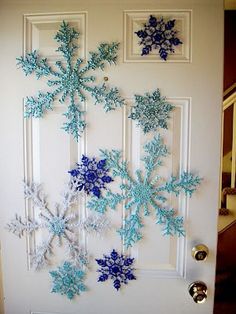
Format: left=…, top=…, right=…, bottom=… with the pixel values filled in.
left=129, top=89, right=174, bottom=133
left=135, top=15, right=182, bottom=60
left=88, top=135, right=202, bottom=248
left=68, top=155, right=113, bottom=198
left=50, top=261, right=87, bottom=299
left=16, top=21, right=125, bottom=140
left=96, top=249, right=136, bottom=291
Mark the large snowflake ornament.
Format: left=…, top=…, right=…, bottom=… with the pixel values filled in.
left=16, top=21, right=125, bottom=140
left=135, top=15, right=182, bottom=60
left=68, top=155, right=113, bottom=198
left=6, top=181, right=111, bottom=270
left=129, top=89, right=174, bottom=133
left=50, top=261, right=87, bottom=299
left=96, top=249, right=136, bottom=291
left=87, top=135, right=201, bottom=248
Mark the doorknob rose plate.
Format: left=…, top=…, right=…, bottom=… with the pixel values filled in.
left=188, top=281, right=207, bottom=304
left=192, top=244, right=209, bottom=261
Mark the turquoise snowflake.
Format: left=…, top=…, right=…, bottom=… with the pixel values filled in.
left=129, top=89, right=174, bottom=134
left=87, top=135, right=201, bottom=248
left=50, top=261, right=87, bottom=299
left=16, top=21, right=125, bottom=141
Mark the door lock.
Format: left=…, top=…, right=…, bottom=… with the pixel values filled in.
left=188, top=281, right=207, bottom=303
left=192, top=244, right=209, bottom=261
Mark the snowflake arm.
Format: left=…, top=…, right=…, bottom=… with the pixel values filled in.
left=129, top=89, right=174, bottom=133
left=158, top=172, right=202, bottom=197
left=142, top=134, right=169, bottom=177
left=54, top=20, right=79, bottom=62
left=31, top=239, right=53, bottom=270
left=87, top=191, right=125, bottom=213
left=100, top=149, right=131, bottom=180
left=153, top=204, right=185, bottom=237
left=24, top=181, right=47, bottom=209
left=16, top=50, right=51, bottom=78
left=65, top=240, right=90, bottom=268
left=50, top=261, right=87, bottom=299
left=117, top=213, right=144, bottom=248
left=86, top=42, right=120, bottom=71
left=79, top=213, right=111, bottom=237
left=24, top=92, right=55, bottom=118
left=6, top=214, right=39, bottom=238
left=62, top=103, right=86, bottom=140
left=92, top=83, right=125, bottom=112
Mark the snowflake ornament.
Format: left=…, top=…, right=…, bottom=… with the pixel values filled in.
left=96, top=249, right=136, bottom=291
left=50, top=261, right=87, bottom=299
left=16, top=21, right=125, bottom=140
left=129, top=89, right=174, bottom=133
left=68, top=155, right=113, bottom=198
left=6, top=181, right=111, bottom=270
left=88, top=135, right=202, bottom=248
left=135, top=15, right=182, bottom=60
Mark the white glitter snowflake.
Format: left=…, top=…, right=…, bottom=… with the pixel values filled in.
left=6, top=181, right=111, bottom=270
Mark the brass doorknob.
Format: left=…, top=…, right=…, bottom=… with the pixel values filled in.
left=192, top=244, right=209, bottom=261
left=188, top=281, right=207, bottom=303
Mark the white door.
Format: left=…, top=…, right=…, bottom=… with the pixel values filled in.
left=0, top=1, right=223, bottom=313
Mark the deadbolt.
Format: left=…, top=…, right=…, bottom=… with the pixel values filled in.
left=188, top=281, right=207, bottom=303
left=192, top=244, right=209, bottom=261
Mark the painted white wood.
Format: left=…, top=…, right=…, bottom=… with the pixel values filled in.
left=0, top=1, right=223, bottom=314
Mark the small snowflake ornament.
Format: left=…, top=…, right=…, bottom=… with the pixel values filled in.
left=135, top=15, right=182, bottom=60
left=6, top=181, right=111, bottom=270
left=129, top=89, right=174, bottom=133
left=87, top=135, right=202, bottom=248
left=50, top=261, right=87, bottom=299
left=96, top=249, right=136, bottom=291
left=16, top=21, right=125, bottom=140
left=68, top=155, right=113, bottom=198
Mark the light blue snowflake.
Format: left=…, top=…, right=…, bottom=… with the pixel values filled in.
left=129, top=89, right=174, bottom=133
left=50, top=261, right=87, bottom=299
left=16, top=21, right=125, bottom=141
left=87, top=135, right=201, bottom=248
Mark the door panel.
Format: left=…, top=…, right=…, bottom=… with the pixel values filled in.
left=0, top=1, right=223, bottom=314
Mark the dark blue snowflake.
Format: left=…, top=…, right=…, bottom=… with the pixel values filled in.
left=135, top=15, right=182, bottom=60
left=68, top=155, right=113, bottom=198
left=95, top=249, right=136, bottom=291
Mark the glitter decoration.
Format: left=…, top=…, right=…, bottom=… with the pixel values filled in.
left=50, top=261, right=87, bottom=299
left=95, top=249, right=136, bottom=291
left=6, top=181, right=111, bottom=270
left=88, top=135, right=202, bottom=248
left=129, top=89, right=174, bottom=133
left=68, top=155, right=113, bottom=198
left=135, top=15, right=182, bottom=60
left=16, top=21, right=125, bottom=140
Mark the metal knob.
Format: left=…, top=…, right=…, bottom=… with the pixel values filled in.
left=192, top=244, right=209, bottom=261
left=188, top=281, right=207, bottom=303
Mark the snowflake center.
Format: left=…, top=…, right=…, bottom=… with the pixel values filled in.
left=132, top=183, right=153, bottom=205
left=110, top=265, right=121, bottom=275
left=86, top=170, right=98, bottom=182
left=62, top=275, right=74, bottom=287
left=49, top=217, right=66, bottom=236
left=61, top=70, right=82, bottom=93
left=143, top=104, right=160, bottom=118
